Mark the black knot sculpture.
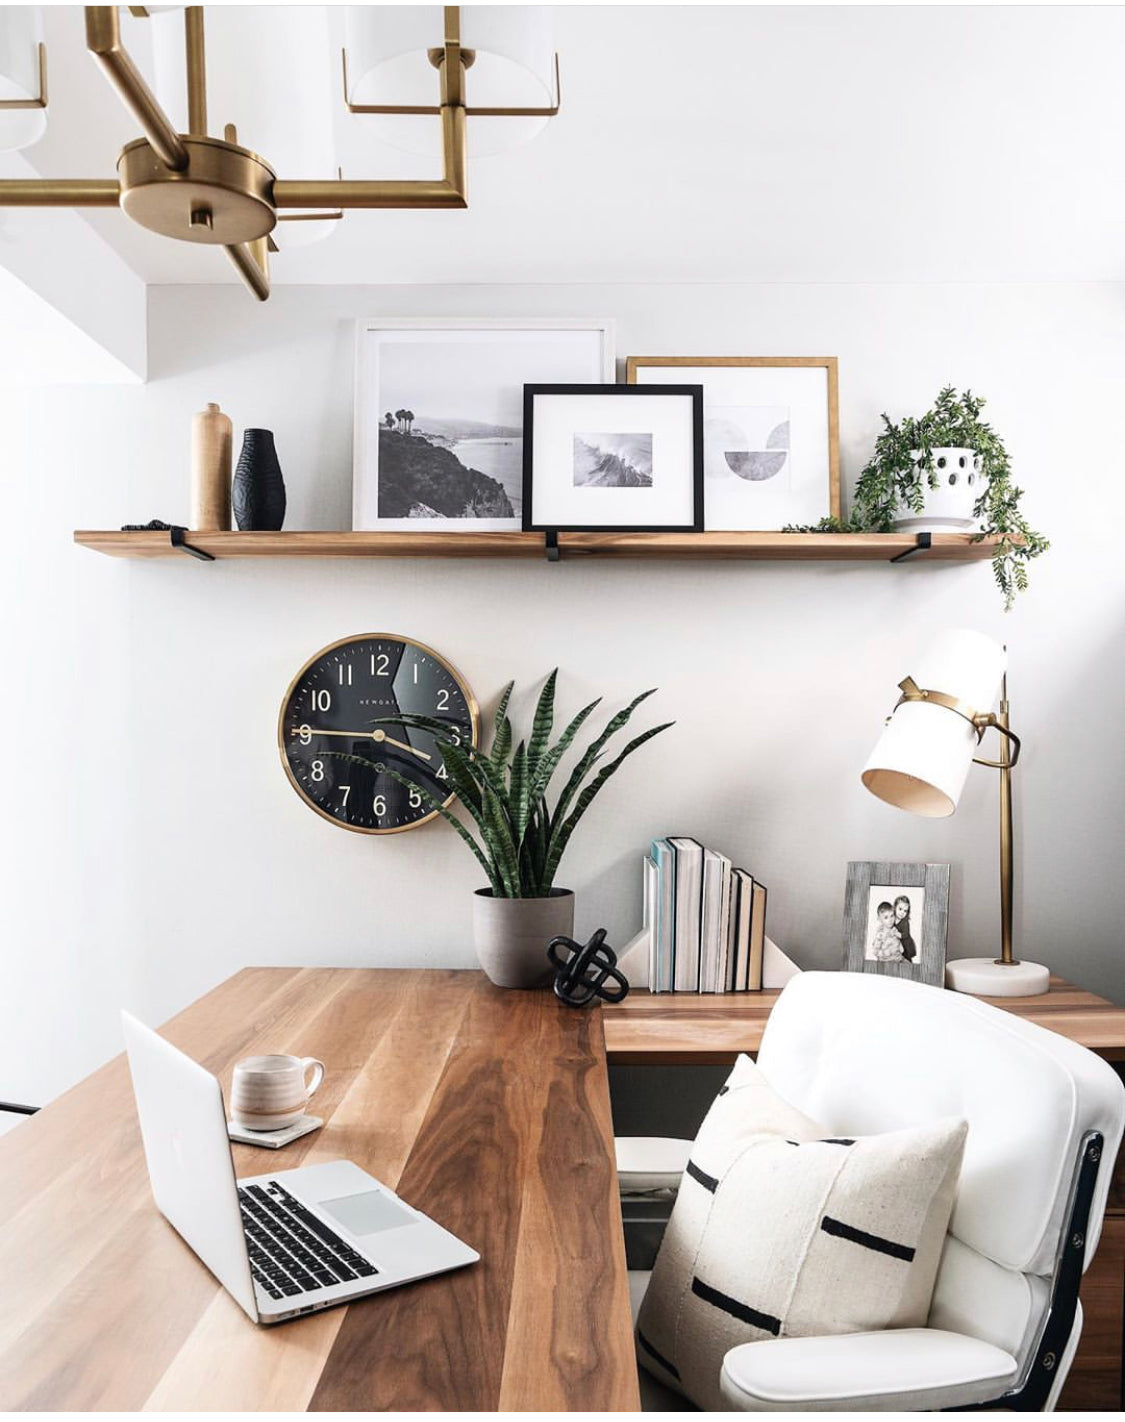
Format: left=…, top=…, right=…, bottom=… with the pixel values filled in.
left=548, top=928, right=630, bottom=1007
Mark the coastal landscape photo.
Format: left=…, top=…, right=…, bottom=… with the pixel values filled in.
left=377, top=405, right=521, bottom=520
left=360, top=329, right=608, bottom=528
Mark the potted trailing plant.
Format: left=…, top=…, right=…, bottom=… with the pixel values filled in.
left=336, top=672, right=672, bottom=989
left=788, top=387, right=1047, bottom=608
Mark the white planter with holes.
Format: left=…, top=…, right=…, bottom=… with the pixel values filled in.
left=891, top=447, right=982, bottom=533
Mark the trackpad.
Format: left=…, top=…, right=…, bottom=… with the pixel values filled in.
left=322, top=1190, right=419, bottom=1236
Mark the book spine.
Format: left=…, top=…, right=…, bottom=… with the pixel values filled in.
left=643, top=856, right=658, bottom=995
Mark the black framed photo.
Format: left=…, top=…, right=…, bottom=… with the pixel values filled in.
left=522, top=383, right=704, bottom=533
left=843, top=861, right=950, bottom=988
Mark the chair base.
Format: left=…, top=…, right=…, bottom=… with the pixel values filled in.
left=945, top=958, right=1051, bottom=997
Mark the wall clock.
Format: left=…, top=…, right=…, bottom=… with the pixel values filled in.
left=278, top=634, right=479, bottom=834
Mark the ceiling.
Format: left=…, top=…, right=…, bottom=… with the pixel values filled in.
left=19, top=4, right=1125, bottom=288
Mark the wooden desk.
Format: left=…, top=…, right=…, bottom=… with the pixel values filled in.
left=604, top=976, right=1125, bottom=1410
left=0, top=968, right=639, bottom=1412
left=602, top=976, right=1125, bottom=1064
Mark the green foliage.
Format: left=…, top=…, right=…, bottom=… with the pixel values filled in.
left=330, top=674, right=672, bottom=899
left=784, top=387, right=1048, bottom=609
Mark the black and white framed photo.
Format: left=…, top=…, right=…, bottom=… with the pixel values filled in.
left=522, top=383, right=704, bottom=533
left=625, top=357, right=840, bottom=530
left=843, top=861, right=950, bottom=988
left=353, top=319, right=614, bottom=531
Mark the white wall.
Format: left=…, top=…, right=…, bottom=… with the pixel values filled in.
left=3, top=279, right=1124, bottom=1110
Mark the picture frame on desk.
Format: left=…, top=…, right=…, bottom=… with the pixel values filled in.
left=843, top=860, right=950, bottom=988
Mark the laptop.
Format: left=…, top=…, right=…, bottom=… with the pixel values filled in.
left=121, top=1011, right=479, bottom=1324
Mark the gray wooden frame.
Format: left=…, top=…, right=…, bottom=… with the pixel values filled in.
left=843, top=861, right=950, bottom=988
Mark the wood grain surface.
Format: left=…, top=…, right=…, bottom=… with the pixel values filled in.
left=0, top=969, right=639, bottom=1412
left=602, top=976, right=1125, bottom=1063
left=72, top=528, right=1009, bottom=562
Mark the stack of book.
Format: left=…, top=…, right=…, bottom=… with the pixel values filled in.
left=645, top=838, right=768, bottom=993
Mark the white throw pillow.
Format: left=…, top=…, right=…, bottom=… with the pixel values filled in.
left=635, top=1055, right=967, bottom=1411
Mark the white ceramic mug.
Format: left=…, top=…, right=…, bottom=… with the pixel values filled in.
left=230, top=1054, right=325, bottom=1132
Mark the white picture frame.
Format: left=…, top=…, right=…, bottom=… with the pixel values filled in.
left=353, top=318, right=615, bottom=531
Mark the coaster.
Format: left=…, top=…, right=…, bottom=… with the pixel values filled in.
left=227, top=1114, right=323, bottom=1149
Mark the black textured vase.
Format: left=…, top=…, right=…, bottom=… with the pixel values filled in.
left=233, top=429, right=286, bottom=531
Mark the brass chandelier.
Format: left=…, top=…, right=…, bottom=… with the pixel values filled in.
left=0, top=5, right=555, bottom=301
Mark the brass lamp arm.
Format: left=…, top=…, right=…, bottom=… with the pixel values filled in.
left=895, top=675, right=1021, bottom=768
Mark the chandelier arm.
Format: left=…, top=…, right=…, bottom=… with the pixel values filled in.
left=280, top=4, right=468, bottom=213
left=272, top=179, right=462, bottom=210
left=85, top=6, right=188, bottom=171
left=224, top=237, right=270, bottom=301
left=0, top=42, right=47, bottom=110
left=184, top=8, right=207, bottom=137
left=0, top=180, right=120, bottom=206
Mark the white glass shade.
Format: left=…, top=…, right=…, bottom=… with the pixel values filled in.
left=147, top=5, right=339, bottom=247
left=0, top=6, right=47, bottom=153
left=344, top=5, right=554, bottom=158
left=861, top=629, right=1007, bottom=818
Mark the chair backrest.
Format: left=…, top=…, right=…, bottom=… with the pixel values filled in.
left=756, top=973, right=1124, bottom=1364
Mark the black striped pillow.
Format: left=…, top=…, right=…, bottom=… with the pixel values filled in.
left=635, top=1055, right=966, bottom=1411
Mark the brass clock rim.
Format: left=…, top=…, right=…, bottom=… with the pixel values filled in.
left=277, top=632, right=481, bottom=836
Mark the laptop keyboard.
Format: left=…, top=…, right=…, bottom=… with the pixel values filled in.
left=238, top=1180, right=378, bottom=1300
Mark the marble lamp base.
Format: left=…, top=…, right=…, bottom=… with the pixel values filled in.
left=945, top=957, right=1051, bottom=997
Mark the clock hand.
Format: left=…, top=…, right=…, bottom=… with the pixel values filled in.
left=380, top=732, right=434, bottom=762
left=296, top=726, right=433, bottom=762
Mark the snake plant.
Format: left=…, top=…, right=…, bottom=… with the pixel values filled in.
left=332, top=672, right=672, bottom=898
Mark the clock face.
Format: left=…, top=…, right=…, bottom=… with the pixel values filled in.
left=278, top=635, right=478, bottom=834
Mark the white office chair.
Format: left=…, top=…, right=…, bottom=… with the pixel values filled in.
left=620, top=972, right=1125, bottom=1411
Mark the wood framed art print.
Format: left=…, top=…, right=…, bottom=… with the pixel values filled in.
left=625, top=356, right=840, bottom=530
left=522, top=383, right=704, bottom=533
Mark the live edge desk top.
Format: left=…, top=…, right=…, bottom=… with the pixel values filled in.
left=0, top=969, right=639, bottom=1413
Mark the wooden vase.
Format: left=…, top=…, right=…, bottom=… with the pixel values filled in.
left=189, top=402, right=233, bottom=531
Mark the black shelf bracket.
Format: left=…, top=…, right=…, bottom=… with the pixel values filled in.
left=890, top=531, right=933, bottom=563
left=545, top=530, right=560, bottom=562
left=170, top=526, right=216, bottom=562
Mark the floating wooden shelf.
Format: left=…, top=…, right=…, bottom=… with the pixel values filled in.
left=73, top=529, right=1008, bottom=562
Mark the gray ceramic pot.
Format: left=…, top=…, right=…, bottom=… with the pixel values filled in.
left=472, top=888, right=575, bottom=989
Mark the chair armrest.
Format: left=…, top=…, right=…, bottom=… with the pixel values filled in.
left=720, top=1328, right=1019, bottom=1412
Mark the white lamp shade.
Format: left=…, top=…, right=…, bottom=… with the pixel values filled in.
left=147, top=5, right=339, bottom=247
left=0, top=6, right=46, bottom=153
left=344, top=5, right=555, bottom=158
left=861, top=629, right=1007, bottom=818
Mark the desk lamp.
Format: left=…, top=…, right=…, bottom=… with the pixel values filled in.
left=861, top=629, right=1049, bottom=996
